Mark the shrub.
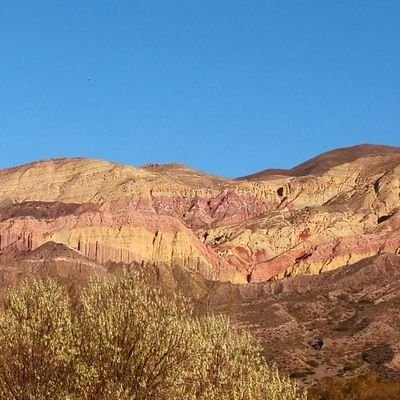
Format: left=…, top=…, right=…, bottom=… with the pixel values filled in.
left=180, top=315, right=306, bottom=400
left=0, top=279, right=75, bottom=399
left=75, top=274, right=195, bottom=400
left=0, top=275, right=307, bottom=400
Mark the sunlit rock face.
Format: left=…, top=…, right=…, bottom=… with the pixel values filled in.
left=1, top=144, right=400, bottom=283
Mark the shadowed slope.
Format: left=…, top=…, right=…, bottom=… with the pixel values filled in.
left=238, top=144, right=400, bottom=180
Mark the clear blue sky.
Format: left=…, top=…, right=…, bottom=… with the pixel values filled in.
left=1, top=1, right=399, bottom=177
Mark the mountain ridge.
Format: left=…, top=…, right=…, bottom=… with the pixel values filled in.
left=5, top=143, right=400, bottom=181
left=237, top=143, right=400, bottom=180
left=0, top=143, right=400, bottom=284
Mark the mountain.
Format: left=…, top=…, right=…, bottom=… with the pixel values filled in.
left=1, top=144, right=400, bottom=285
left=1, top=144, right=400, bottom=388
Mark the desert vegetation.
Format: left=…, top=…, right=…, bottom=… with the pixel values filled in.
left=0, top=274, right=306, bottom=400
left=308, top=372, right=400, bottom=400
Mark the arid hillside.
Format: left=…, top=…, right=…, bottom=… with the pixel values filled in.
left=1, top=144, right=400, bottom=392
left=208, top=253, right=400, bottom=385
left=1, top=144, right=400, bottom=284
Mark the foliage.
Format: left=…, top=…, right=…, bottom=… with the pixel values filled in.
left=0, top=279, right=75, bottom=399
left=75, top=274, right=195, bottom=400
left=0, top=275, right=307, bottom=400
left=179, top=315, right=305, bottom=400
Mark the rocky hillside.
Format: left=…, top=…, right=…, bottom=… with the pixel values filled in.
left=208, top=253, right=400, bottom=384
left=1, top=144, right=400, bottom=284
left=1, top=144, right=400, bottom=390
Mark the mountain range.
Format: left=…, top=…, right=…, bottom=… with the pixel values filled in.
left=1, top=143, right=400, bottom=385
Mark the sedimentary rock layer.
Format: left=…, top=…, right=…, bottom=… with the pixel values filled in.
left=1, top=144, right=400, bottom=282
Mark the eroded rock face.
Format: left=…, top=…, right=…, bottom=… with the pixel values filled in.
left=0, top=207, right=241, bottom=283
left=1, top=144, right=400, bottom=282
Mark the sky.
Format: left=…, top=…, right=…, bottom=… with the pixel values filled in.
left=1, top=1, right=400, bottom=178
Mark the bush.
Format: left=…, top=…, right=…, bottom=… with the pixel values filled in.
left=0, top=279, right=75, bottom=399
left=75, top=274, right=195, bottom=400
left=0, top=275, right=307, bottom=400
left=180, top=315, right=305, bottom=400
